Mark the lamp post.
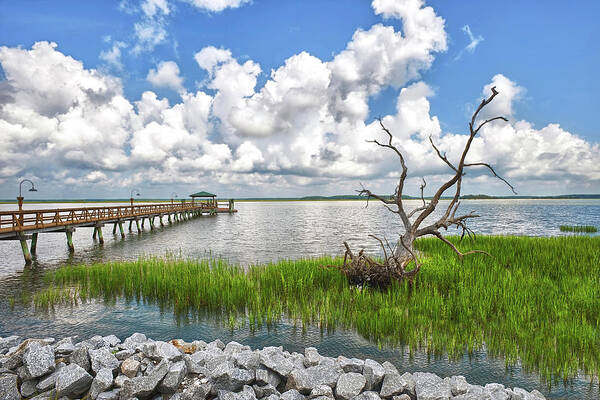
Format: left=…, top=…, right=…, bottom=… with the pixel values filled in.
left=171, top=192, right=178, bottom=205
left=130, top=189, right=140, bottom=207
left=18, top=179, right=37, bottom=212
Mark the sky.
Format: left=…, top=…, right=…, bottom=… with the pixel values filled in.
left=0, top=0, right=599, bottom=199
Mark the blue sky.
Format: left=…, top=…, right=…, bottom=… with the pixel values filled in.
left=0, top=0, right=599, bottom=198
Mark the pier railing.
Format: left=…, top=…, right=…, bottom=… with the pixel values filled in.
left=0, top=202, right=220, bottom=234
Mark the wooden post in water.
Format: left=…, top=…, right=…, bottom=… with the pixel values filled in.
left=66, top=228, right=74, bottom=252
left=129, top=220, right=133, bottom=231
left=113, top=223, right=117, bottom=234
left=118, top=221, right=125, bottom=238
left=159, top=215, right=164, bottom=227
left=19, top=233, right=32, bottom=264
left=96, top=224, right=104, bottom=244
left=135, top=218, right=142, bottom=233
left=228, top=199, right=234, bottom=213
left=30, top=233, right=38, bottom=256
left=92, top=227, right=97, bottom=240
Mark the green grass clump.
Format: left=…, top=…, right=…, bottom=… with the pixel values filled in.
left=32, top=236, right=600, bottom=384
left=559, top=225, right=598, bottom=233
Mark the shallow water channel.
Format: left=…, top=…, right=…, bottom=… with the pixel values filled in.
left=1, top=199, right=599, bottom=399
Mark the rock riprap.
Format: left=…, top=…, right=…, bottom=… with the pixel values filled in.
left=0, top=334, right=548, bottom=400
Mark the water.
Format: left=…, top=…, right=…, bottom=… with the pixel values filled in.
left=1, top=199, right=599, bottom=399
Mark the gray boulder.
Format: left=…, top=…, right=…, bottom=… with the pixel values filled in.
left=115, top=349, right=135, bottom=361
left=351, top=392, right=381, bottom=400
left=286, top=365, right=342, bottom=394
left=280, top=389, right=305, bottom=400
left=35, top=362, right=65, bottom=392
left=103, top=335, right=122, bottom=347
left=211, top=361, right=255, bottom=392
left=380, top=373, right=404, bottom=398
left=184, top=353, right=211, bottom=376
left=224, top=341, right=249, bottom=355
left=23, top=342, right=55, bottom=378
left=337, top=356, right=364, bottom=373
left=233, top=350, right=260, bottom=370
left=55, top=363, right=94, bottom=397
left=54, top=337, right=76, bottom=355
left=412, top=373, right=451, bottom=400
left=120, top=359, right=169, bottom=399
left=89, top=347, right=120, bottom=374
left=121, top=357, right=141, bottom=378
left=256, top=366, right=281, bottom=387
left=363, top=360, right=385, bottom=391
left=260, top=347, right=294, bottom=377
left=450, top=376, right=469, bottom=396
left=391, top=395, right=410, bottom=400
left=253, top=383, right=280, bottom=398
left=122, top=333, right=148, bottom=351
left=20, top=378, right=38, bottom=397
left=0, top=336, right=22, bottom=354
left=303, top=348, right=320, bottom=368
left=90, top=368, right=114, bottom=399
left=69, top=346, right=91, bottom=371
left=336, top=372, right=366, bottom=400
left=511, top=387, right=546, bottom=400
left=0, top=373, right=20, bottom=400
left=159, top=360, right=187, bottom=393
left=381, top=362, right=398, bottom=376
left=97, top=389, right=122, bottom=400
left=182, top=379, right=212, bottom=400
left=142, top=341, right=183, bottom=362
left=308, top=385, right=333, bottom=399
left=208, top=339, right=226, bottom=350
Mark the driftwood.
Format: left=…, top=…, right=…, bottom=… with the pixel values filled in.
left=342, top=86, right=514, bottom=286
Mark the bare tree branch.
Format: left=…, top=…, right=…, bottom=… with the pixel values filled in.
left=431, top=231, right=491, bottom=259
left=429, top=136, right=458, bottom=172
left=474, top=116, right=509, bottom=134
left=342, top=86, right=512, bottom=286
left=464, top=162, right=517, bottom=194
left=407, top=178, right=429, bottom=218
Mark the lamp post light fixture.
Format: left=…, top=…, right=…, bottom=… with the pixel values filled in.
left=130, top=189, right=141, bottom=206
left=18, top=179, right=37, bottom=212
left=171, top=192, right=178, bottom=205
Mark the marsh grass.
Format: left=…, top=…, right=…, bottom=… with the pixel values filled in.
left=30, top=236, right=600, bottom=385
left=559, top=225, right=598, bottom=233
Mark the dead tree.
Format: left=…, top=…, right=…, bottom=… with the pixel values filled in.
left=342, top=87, right=516, bottom=286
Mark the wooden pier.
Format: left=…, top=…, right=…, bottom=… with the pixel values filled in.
left=0, top=199, right=236, bottom=264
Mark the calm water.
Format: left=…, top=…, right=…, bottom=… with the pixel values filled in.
left=1, top=199, right=599, bottom=399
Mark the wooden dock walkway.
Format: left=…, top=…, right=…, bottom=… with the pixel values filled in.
left=0, top=200, right=236, bottom=264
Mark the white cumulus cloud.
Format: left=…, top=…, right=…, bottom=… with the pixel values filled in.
left=147, top=61, right=185, bottom=93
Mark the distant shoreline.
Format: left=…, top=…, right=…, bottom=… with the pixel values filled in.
left=1, top=193, right=599, bottom=204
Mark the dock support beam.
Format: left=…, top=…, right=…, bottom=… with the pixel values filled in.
left=30, top=233, right=38, bottom=256
left=19, top=233, right=32, bottom=265
left=66, top=229, right=74, bottom=252
left=118, top=221, right=125, bottom=238
left=135, top=219, right=141, bottom=233
left=113, top=223, right=117, bottom=234
left=159, top=215, right=164, bottom=227
left=97, top=225, right=104, bottom=244
left=129, top=220, right=133, bottom=231
left=150, top=217, right=154, bottom=230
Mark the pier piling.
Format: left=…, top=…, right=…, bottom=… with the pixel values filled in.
left=19, top=233, right=32, bottom=264
left=66, top=229, right=74, bottom=252
left=30, top=233, right=38, bottom=256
